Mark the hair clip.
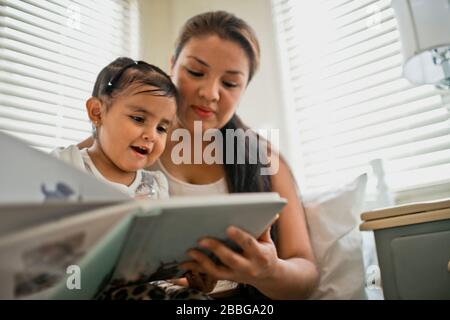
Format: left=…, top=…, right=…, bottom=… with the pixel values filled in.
left=106, top=61, right=142, bottom=93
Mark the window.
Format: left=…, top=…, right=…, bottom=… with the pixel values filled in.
left=272, top=0, right=450, bottom=203
left=0, top=0, right=139, bottom=152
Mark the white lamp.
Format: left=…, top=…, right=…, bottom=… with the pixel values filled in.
left=392, top=0, right=450, bottom=89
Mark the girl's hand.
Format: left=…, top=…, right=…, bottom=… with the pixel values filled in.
left=185, top=271, right=217, bottom=293
left=180, top=215, right=280, bottom=288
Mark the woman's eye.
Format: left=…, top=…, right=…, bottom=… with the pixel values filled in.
left=223, top=81, right=238, bottom=88
left=187, top=69, right=204, bottom=77
left=157, top=126, right=168, bottom=133
left=130, top=115, right=145, bottom=123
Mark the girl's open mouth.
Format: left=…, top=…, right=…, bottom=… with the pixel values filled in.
left=131, top=146, right=149, bottom=156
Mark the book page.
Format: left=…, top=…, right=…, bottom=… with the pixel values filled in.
left=0, top=202, right=116, bottom=237
left=110, top=194, right=286, bottom=284
left=0, top=201, right=138, bottom=299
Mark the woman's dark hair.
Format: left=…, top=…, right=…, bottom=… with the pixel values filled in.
left=92, top=57, right=180, bottom=108
left=173, top=11, right=260, bottom=83
left=220, top=115, right=277, bottom=300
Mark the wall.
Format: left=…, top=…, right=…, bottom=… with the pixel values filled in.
left=138, top=0, right=292, bottom=162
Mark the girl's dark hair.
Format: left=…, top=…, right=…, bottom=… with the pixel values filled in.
left=173, top=11, right=260, bottom=82
left=92, top=57, right=180, bottom=108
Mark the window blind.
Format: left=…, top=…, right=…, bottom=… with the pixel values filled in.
left=272, top=0, right=450, bottom=198
left=0, top=0, right=139, bottom=152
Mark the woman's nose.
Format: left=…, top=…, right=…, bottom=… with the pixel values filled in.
left=198, top=80, right=220, bottom=102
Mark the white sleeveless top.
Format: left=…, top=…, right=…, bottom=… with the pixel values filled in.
left=51, top=145, right=169, bottom=199
left=149, top=159, right=228, bottom=196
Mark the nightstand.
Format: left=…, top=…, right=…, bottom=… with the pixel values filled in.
left=360, top=198, right=450, bottom=300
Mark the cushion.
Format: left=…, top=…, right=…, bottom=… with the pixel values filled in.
left=302, top=174, right=368, bottom=300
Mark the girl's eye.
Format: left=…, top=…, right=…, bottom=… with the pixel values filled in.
left=157, top=126, right=168, bottom=133
left=130, top=115, right=145, bottom=123
left=223, top=81, right=238, bottom=88
left=187, top=69, right=204, bottom=77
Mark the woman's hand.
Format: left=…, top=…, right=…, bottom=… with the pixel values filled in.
left=185, top=271, right=217, bottom=293
left=167, top=273, right=217, bottom=293
left=180, top=215, right=280, bottom=288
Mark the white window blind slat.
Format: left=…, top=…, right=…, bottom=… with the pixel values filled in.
left=0, top=45, right=95, bottom=81
left=286, top=11, right=397, bottom=63
left=1, top=24, right=124, bottom=66
left=0, top=104, right=89, bottom=129
left=273, top=0, right=450, bottom=196
left=303, top=133, right=450, bottom=171
left=0, top=81, right=85, bottom=109
left=329, top=0, right=380, bottom=19
left=296, top=78, right=412, bottom=112
left=0, top=129, right=70, bottom=150
left=0, top=94, right=87, bottom=122
left=293, top=54, right=402, bottom=93
left=0, top=116, right=90, bottom=141
left=5, top=0, right=131, bottom=36
left=302, top=115, right=450, bottom=158
left=1, top=10, right=127, bottom=58
left=0, top=59, right=91, bottom=92
left=298, top=85, right=438, bottom=120
left=0, top=0, right=139, bottom=149
left=332, top=0, right=391, bottom=30
left=303, top=137, right=450, bottom=184
left=388, top=149, right=450, bottom=174
left=300, top=103, right=447, bottom=145
left=290, top=40, right=400, bottom=94
left=331, top=6, right=394, bottom=42
left=326, top=0, right=353, bottom=11
left=305, top=146, right=450, bottom=181
left=0, top=71, right=87, bottom=100
left=332, top=94, right=442, bottom=123
left=70, top=0, right=130, bottom=16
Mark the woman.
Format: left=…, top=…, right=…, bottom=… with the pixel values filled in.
left=152, top=11, right=318, bottom=300
left=80, top=11, right=318, bottom=300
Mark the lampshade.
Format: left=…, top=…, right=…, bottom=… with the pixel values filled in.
left=392, top=0, right=450, bottom=88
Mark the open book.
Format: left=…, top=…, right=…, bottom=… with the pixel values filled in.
left=0, top=132, right=286, bottom=299
left=0, top=194, right=286, bottom=300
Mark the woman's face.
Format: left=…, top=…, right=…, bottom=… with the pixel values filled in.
left=171, top=34, right=250, bottom=132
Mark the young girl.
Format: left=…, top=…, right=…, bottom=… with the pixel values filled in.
left=53, top=57, right=178, bottom=199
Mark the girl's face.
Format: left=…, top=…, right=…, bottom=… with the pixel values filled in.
left=96, top=85, right=176, bottom=173
left=171, top=35, right=250, bottom=132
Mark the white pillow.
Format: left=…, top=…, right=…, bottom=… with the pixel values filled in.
left=302, top=174, right=368, bottom=300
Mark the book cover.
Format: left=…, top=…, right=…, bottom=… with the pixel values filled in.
left=0, top=194, right=286, bottom=299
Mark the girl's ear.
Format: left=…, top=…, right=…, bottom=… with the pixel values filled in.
left=86, top=97, right=104, bottom=126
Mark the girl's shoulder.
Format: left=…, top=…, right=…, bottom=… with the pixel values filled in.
left=50, top=145, right=85, bottom=171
